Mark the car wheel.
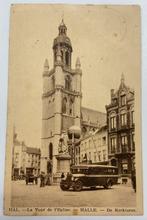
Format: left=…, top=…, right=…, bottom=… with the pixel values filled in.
left=60, top=183, right=70, bottom=191
left=74, top=180, right=83, bottom=191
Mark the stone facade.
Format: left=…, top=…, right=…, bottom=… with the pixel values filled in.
left=12, top=138, right=40, bottom=178
left=41, top=20, right=82, bottom=177
left=76, top=125, right=108, bottom=165
left=41, top=20, right=106, bottom=179
left=105, top=74, right=135, bottom=183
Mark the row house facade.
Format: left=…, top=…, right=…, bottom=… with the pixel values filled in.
left=105, top=74, right=135, bottom=183
left=12, top=133, right=41, bottom=178
left=75, top=125, right=108, bottom=165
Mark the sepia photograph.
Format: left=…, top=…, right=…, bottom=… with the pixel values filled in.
left=4, top=4, right=143, bottom=216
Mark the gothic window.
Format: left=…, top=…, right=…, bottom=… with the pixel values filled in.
left=65, top=51, right=69, bottom=66
left=65, top=75, right=71, bottom=90
left=69, top=99, right=74, bottom=116
left=62, top=97, right=67, bottom=114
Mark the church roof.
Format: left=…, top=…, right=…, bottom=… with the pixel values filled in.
left=81, top=107, right=106, bottom=127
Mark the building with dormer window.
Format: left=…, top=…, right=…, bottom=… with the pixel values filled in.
left=105, top=74, right=135, bottom=183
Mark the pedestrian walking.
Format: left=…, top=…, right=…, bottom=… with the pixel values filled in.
left=40, top=171, right=45, bottom=187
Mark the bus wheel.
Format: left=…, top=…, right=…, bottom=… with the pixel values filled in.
left=104, top=180, right=112, bottom=189
left=74, top=181, right=83, bottom=191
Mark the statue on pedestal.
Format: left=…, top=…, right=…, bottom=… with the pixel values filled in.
left=58, top=132, right=69, bottom=154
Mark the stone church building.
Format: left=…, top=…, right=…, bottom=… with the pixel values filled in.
left=41, top=20, right=106, bottom=180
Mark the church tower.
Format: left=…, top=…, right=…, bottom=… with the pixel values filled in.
left=41, top=20, right=82, bottom=179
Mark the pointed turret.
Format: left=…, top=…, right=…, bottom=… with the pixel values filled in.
left=75, top=57, right=81, bottom=69
left=121, top=73, right=125, bottom=85
left=44, top=58, right=49, bottom=71
left=119, top=73, right=127, bottom=90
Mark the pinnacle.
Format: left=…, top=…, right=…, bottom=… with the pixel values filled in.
left=76, top=57, right=81, bottom=68
left=44, top=59, right=49, bottom=68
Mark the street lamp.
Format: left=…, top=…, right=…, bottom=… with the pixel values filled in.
left=68, top=125, right=81, bottom=165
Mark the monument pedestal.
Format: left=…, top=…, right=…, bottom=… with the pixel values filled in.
left=53, top=153, right=71, bottom=183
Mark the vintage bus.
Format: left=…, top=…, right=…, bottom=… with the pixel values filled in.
left=60, top=164, right=118, bottom=191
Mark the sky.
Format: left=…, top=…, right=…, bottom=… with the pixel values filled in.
left=8, top=4, right=140, bottom=147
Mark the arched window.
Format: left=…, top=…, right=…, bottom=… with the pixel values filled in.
left=69, top=99, right=74, bottom=116
left=62, top=97, right=67, bottom=114
left=65, top=51, right=69, bottom=66
left=65, top=75, right=71, bottom=90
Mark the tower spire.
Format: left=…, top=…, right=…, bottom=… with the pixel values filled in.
left=58, top=18, right=67, bottom=35
left=121, top=73, right=125, bottom=84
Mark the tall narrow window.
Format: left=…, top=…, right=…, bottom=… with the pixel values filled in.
left=121, top=95, right=126, bottom=106
left=65, top=51, right=69, bottom=66
left=121, top=113, right=127, bottom=126
left=110, top=116, right=116, bottom=129
left=65, top=75, right=71, bottom=90
left=110, top=137, right=116, bottom=153
left=121, top=135, right=128, bottom=153
left=69, top=99, right=73, bottom=116
left=62, top=97, right=67, bottom=114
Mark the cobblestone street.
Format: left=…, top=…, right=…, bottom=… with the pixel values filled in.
left=11, top=180, right=136, bottom=208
